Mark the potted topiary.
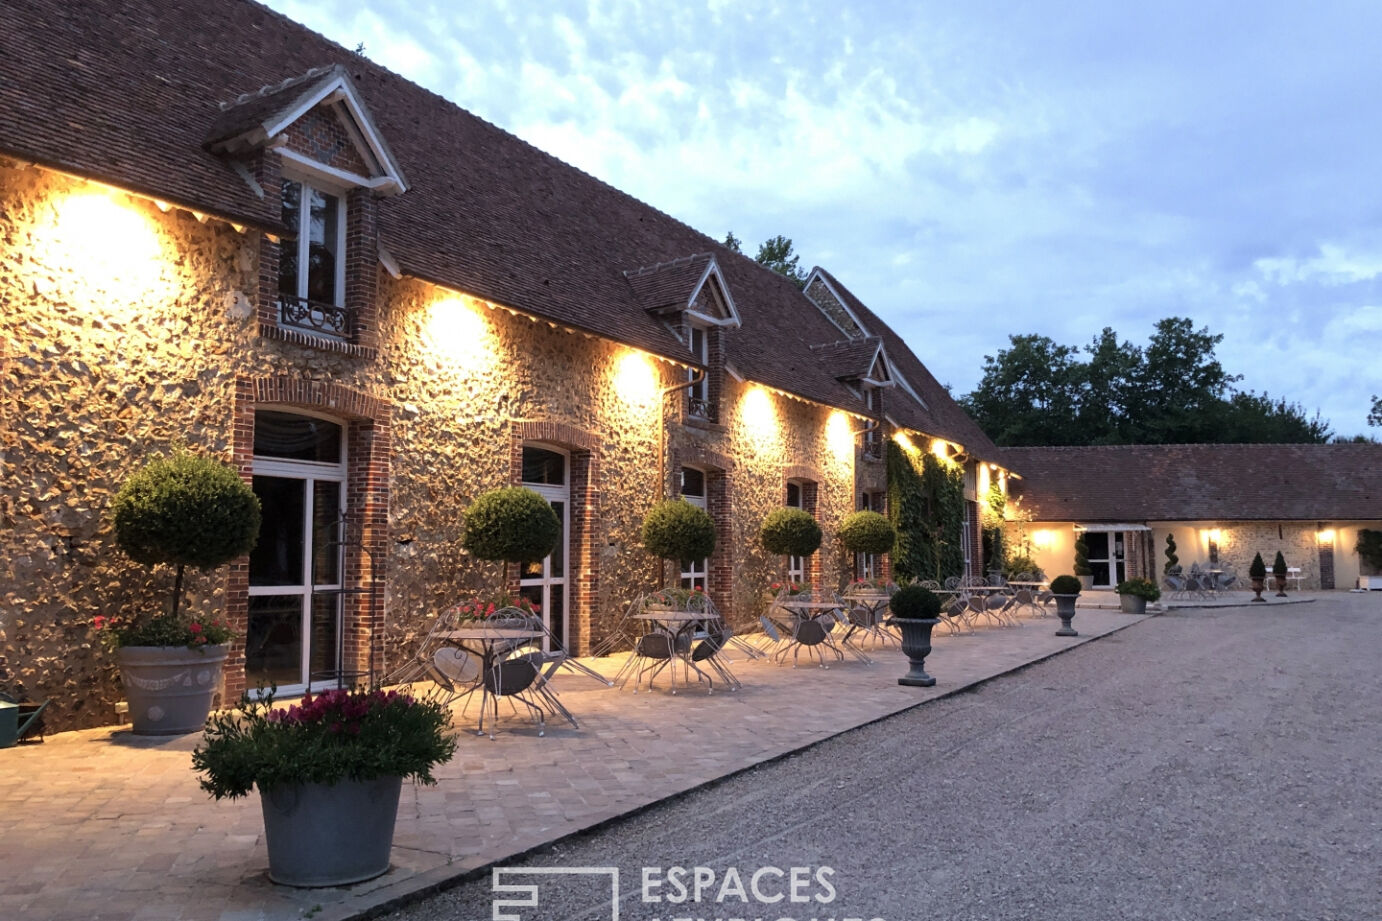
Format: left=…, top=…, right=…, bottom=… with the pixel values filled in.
left=1115, top=577, right=1161, bottom=615
left=838, top=510, right=895, bottom=558
left=1163, top=533, right=1180, bottom=575
left=193, top=687, right=456, bottom=886
left=1073, top=535, right=1093, bottom=591
left=1049, top=574, right=1082, bottom=636
left=462, top=486, right=561, bottom=567
left=1272, top=551, right=1289, bottom=597
left=1249, top=552, right=1267, bottom=602
left=98, top=451, right=260, bottom=735
left=885, top=583, right=942, bottom=687
left=759, top=507, right=822, bottom=582
left=641, top=499, right=716, bottom=586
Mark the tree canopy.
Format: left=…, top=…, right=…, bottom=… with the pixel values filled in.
left=960, top=318, right=1331, bottom=446
left=723, top=231, right=808, bottom=288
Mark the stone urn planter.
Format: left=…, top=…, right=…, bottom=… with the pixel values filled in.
left=118, top=644, right=229, bottom=735
left=1049, top=575, right=1082, bottom=636
left=1250, top=577, right=1266, bottom=602
left=260, top=776, right=403, bottom=886
left=892, top=617, right=941, bottom=687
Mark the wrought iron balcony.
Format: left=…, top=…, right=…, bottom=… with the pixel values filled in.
left=860, top=441, right=884, bottom=461
left=279, top=295, right=353, bottom=340
left=687, top=396, right=711, bottom=419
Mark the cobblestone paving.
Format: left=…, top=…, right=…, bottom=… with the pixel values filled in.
left=0, top=606, right=1150, bottom=921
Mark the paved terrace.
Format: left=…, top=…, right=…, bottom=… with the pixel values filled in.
left=3, top=602, right=1192, bottom=921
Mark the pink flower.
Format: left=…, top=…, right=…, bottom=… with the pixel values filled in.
left=190, top=623, right=202, bottom=634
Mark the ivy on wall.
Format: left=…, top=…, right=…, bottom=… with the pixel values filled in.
left=886, top=439, right=965, bottom=582
left=981, top=481, right=1006, bottom=574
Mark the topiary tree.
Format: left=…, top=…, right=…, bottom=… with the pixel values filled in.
left=759, top=507, right=822, bottom=558
left=838, top=510, right=896, bottom=555
left=1073, top=534, right=1092, bottom=577
left=1050, top=574, right=1083, bottom=595
left=462, top=487, right=560, bottom=563
left=1273, top=550, right=1288, bottom=578
left=112, top=450, right=262, bottom=619
left=889, top=583, right=941, bottom=620
left=641, top=499, right=716, bottom=565
left=1163, top=533, right=1179, bottom=574
left=1249, top=552, right=1267, bottom=581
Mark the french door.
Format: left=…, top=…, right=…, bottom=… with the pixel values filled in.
left=247, top=411, right=347, bottom=694
left=679, top=467, right=708, bottom=590
left=786, top=481, right=806, bottom=584
left=1084, top=531, right=1126, bottom=588
left=519, top=445, right=569, bottom=651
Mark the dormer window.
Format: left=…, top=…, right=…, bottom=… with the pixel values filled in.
left=278, top=177, right=348, bottom=339
left=687, top=324, right=710, bottom=418
left=862, top=385, right=884, bottom=459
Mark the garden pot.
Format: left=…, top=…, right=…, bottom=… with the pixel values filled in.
left=1119, top=594, right=1147, bottom=615
left=260, top=776, right=403, bottom=886
left=1273, top=576, right=1288, bottom=598
left=892, top=617, right=941, bottom=687
left=1078, top=575, right=1093, bottom=592
left=1053, top=594, right=1079, bottom=636
left=117, top=644, right=228, bottom=735
left=1250, top=577, right=1266, bottom=602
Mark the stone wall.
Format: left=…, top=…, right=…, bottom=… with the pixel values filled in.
left=0, top=164, right=889, bottom=731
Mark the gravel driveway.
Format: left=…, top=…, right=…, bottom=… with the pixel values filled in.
left=380, top=595, right=1382, bottom=921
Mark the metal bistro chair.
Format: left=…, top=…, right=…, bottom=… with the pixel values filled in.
left=689, top=619, right=742, bottom=692
left=383, top=603, right=467, bottom=688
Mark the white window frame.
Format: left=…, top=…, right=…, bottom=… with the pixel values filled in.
left=679, top=466, right=709, bottom=590
left=687, top=324, right=709, bottom=416
left=280, top=165, right=349, bottom=311
left=519, top=444, right=571, bottom=651
left=786, top=481, right=808, bottom=584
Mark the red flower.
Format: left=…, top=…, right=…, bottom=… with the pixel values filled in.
left=189, top=623, right=202, bottom=634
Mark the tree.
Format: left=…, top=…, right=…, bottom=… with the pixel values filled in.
left=1368, top=395, right=1382, bottom=428
left=958, top=335, right=1084, bottom=445
left=722, top=231, right=742, bottom=253
left=721, top=231, right=808, bottom=287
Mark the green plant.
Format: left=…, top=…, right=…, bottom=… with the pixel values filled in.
left=1115, top=578, right=1161, bottom=601
left=1003, top=553, right=1043, bottom=579
left=1272, top=551, right=1288, bottom=578
left=838, top=510, right=895, bottom=555
left=1356, top=529, right=1382, bottom=572
left=462, top=487, right=560, bottom=562
left=887, top=441, right=964, bottom=582
left=768, top=581, right=810, bottom=597
left=888, top=583, right=941, bottom=620
left=1249, top=552, right=1267, bottom=580
left=192, top=687, right=457, bottom=800
left=643, top=586, right=709, bottom=609
left=1073, top=534, right=1092, bottom=577
left=1163, top=533, right=1179, bottom=574
left=1050, top=574, right=1083, bottom=595
left=641, top=499, right=716, bottom=562
left=104, top=450, right=260, bottom=648
left=759, top=508, right=822, bottom=558
left=449, top=592, right=540, bottom=622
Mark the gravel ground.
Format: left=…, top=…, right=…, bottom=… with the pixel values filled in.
left=379, top=596, right=1382, bottom=921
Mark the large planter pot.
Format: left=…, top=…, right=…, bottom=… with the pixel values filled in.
left=117, top=644, right=228, bottom=735
left=1053, top=595, right=1079, bottom=636
left=1078, top=575, right=1093, bottom=592
left=1273, top=576, right=1288, bottom=598
left=891, top=617, right=941, bottom=687
left=1250, top=577, right=1266, bottom=602
left=260, top=776, right=404, bottom=886
left=1118, top=594, right=1147, bottom=615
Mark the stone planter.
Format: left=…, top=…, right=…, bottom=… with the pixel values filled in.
left=117, top=644, right=228, bottom=735
left=260, top=776, right=403, bottom=887
left=890, top=617, right=941, bottom=687
left=1273, top=576, right=1288, bottom=598
left=1250, top=577, right=1266, bottom=602
left=1118, top=594, right=1147, bottom=615
left=1053, top=594, right=1079, bottom=636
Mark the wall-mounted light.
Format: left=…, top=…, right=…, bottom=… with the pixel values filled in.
left=1031, top=529, right=1054, bottom=549
left=1316, top=528, right=1336, bottom=545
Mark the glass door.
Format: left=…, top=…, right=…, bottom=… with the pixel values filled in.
left=1084, top=531, right=1126, bottom=588
left=786, top=482, right=806, bottom=584
left=519, top=445, right=569, bottom=651
left=247, top=411, right=346, bottom=694
left=679, top=467, right=709, bottom=590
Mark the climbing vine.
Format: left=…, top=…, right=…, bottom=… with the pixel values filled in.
left=981, top=482, right=1006, bottom=575
left=886, top=439, right=965, bottom=582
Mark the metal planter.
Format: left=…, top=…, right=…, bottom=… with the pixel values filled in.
left=117, top=645, right=228, bottom=735
left=260, top=776, right=403, bottom=887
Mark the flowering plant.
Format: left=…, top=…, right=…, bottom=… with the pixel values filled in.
left=92, top=612, right=234, bottom=650
left=849, top=577, right=896, bottom=593
left=192, top=687, right=457, bottom=800
left=643, top=586, right=708, bottom=610
left=450, top=593, right=541, bottom=622
left=769, top=581, right=810, bottom=597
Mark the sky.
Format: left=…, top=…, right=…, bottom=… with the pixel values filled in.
left=264, top=0, right=1382, bottom=437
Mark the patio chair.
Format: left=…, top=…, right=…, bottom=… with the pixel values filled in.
left=940, top=596, right=974, bottom=636
left=588, top=593, right=643, bottom=658
left=478, top=657, right=546, bottom=740
left=383, top=603, right=465, bottom=687
left=426, top=646, right=481, bottom=709
left=689, top=621, right=742, bottom=692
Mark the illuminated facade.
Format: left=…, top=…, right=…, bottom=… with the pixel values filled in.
left=0, top=1, right=1006, bottom=730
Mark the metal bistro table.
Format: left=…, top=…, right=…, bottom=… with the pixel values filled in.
left=439, top=625, right=544, bottom=735
left=1005, top=580, right=1049, bottom=617
left=840, top=592, right=897, bottom=649
left=621, top=609, right=720, bottom=693
left=775, top=599, right=870, bottom=665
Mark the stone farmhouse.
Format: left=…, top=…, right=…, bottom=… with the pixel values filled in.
left=0, top=0, right=1011, bottom=729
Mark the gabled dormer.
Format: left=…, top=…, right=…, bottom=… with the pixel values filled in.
left=802, top=267, right=868, bottom=340
left=625, top=254, right=740, bottom=424
left=811, top=336, right=898, bottom=461
left=206, top=65, right=407, bottom=355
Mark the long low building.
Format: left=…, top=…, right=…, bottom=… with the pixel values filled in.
left=1003, top=443, right=1382, bottom=591
left=0, top=0, right=1012, bottom=729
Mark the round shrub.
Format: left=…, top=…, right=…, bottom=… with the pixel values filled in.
left=641, top=499, right=716, bottom=562
left=113, top=451, right=261, bottom=571
left=1050, top=574, right=1083, bottom=595
left=462, top=487, right=560, bottom=563
left=1115, top=577, right=1161, bottom=601
left=759, top=508, right=822, bottom=557
left=889, top=584, right=941, bottom=620
left=838, top=510, right=895, bottom=555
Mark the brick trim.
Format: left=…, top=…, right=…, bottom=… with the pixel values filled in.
left=227, top=377, right=392, bottom=699
left=515, top=420, right=602, bottom=453
left=674, top=444, right=734, bottom=473
left=782, top=463, right=825, bottom=484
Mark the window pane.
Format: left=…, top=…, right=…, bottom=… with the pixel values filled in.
left=308, top=594, right=340, bottom=682
left=786, top=483, right=801, bottom=507
left=306, top=187, right=340, bottom=305
left=548, top=501, right=565, bottom=577
left=1085, top=532, right=1110, bottom=560
left=249, top=476, right=305, bottom=587
left=246, top=595, right=303, bottom=687
left=547, top=584, right=565, bottom=648
left=312, top=481, right=342, bottom=586
left=254, top=411, right=342, bottom=462
left=521, top=446, right=566, bottom=485
left=681, top=467, right=705, bottom=498
left=279, top=179, right=301, bottom=299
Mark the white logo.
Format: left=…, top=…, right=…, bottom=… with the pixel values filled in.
left=492, top=866, right=621, bottom=921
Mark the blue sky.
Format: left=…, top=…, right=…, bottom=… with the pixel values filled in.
left=265, top=0, right=1382, bottom=437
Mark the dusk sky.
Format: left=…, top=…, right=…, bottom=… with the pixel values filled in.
left=264, top=0, right=1382, bottom=437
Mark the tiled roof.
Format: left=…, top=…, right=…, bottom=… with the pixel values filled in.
left=625, top=255, right=714, bottom=317
left=812, top=269, right=1000, bottom=458
left=810, top=338, right=883, bottom=380
left=1003, top=443, right=1382, bottom=522
left=0, top=0, right=991, bottom=449
left=204, top=65, right=340, bottom=151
